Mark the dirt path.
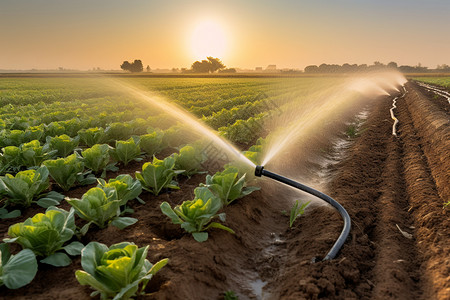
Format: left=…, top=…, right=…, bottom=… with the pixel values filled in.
left=1, top=81, right=448, bottom=300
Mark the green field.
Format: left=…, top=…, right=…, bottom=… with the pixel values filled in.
left=412, top=76, right=450, bottom=89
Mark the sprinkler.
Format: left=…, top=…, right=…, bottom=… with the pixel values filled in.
left=255, top=165, right=351, bottom=260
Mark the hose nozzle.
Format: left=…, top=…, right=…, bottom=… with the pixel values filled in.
left=255, top=165, right=264, bottom=177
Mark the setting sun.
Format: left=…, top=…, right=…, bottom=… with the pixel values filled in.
left=190, top=20, right=227, bottom=60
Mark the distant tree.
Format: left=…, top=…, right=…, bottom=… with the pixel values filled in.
left=304, top=65, right=319, bottom=73
left=207, top=57, right=225, bottom=72
left=191, top=57, right=226, bottom=73
left=218, top=68, right=237, bottom=73
left=387, top=62, right=398, bottom=69
left=120, top=59, right=144, bottom=72
left=146, top=65, right=151, bottom=72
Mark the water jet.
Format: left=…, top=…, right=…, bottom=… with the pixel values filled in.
left=255, top=165, right=351, bottom=260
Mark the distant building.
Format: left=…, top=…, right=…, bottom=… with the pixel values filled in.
left=255, top=67, right=263, bottom=72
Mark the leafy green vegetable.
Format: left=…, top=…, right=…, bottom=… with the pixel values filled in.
left=78, top=127, right=107, bottom=147
left=289, top=200, right=310, bottom=227
left=140, top=129, right=164, bottom=156
left=67, top=187, right=137, bottom=235
left=79, top=144, right=117, bottom=177
left=45, top=122, right=66, bottom=138
left=110, top=137, right=143, bottom=166
left=0, top=146, right=22, bottom=173
left=97, top=174, right=142, bottom=206
left=160, top=187, right=234, bottom=242
left=20, top=140, right=57, bottom=167
left=0, top=243, right=38, bottom=289
left=43, top=154, right=96, bottom=191
left=4, top=206, right=82, bottom=267
left=172, top=145, right=206, bottom=176
left=105, top=122, right=134, bottom=141
left=75, top=241, right=168, bottom=300
left=0, top=166, right=62, bottom=208
left=135, top=156, right=183, bottom=196
left=202, top=166, right=260, bottom=206
left=46, top=134, right=80, bottom=157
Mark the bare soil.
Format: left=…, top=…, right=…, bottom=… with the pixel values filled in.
left=1, top=81, right=449, bottom=300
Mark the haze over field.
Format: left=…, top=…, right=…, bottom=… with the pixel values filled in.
left=1, top=0, right=449, bottom=70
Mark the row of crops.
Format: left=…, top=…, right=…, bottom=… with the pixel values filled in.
left=411, top=76, right=450, bottom=89
left=0, top=77, right=289, bottom=298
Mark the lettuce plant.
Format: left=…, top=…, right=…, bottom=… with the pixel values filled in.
left=0, top=166, right=63, bottom=208
left=110, top=137, right=143, bottom=166
left=135, top=156, right=183, bottom=196
left=160, top=187, right=234, bottom=242
left=24, top=125, right=45, bottom=143
left=75, top=241, right=168, bottom=300
left=79, top=144, right=118, bottom=177
left=0, top=146, right=22, bottom=174
left=140, top=129, right=164, bottom=156
left=4, top=206, right=83, bottom=267
left=45, top=122, right=66, bottom=138
left=67, top=187, right=138, bottom=235
left=202, top=167, right=260, bottom=206
left=78, top=127, right=107, bottom=147
left=46, top=134, right=80, bottom=158
left=20, top=140, right=57, bottom=168
left=0, top=243, right=38, bottom=289
left=172, top=145, right=207, bottom=176
left=105, top=122, right=134, bottom=141
left=43, top=154, right=96, bottom=191
left=97, top=174, right=143, bottom=206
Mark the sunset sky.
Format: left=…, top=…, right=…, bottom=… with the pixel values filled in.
left=1, top=0, right=449, bottom=71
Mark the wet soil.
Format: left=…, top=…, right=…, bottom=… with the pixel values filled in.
left=1, top=81, right=449, bottom=300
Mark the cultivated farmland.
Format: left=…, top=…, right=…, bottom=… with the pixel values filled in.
left=0, top=75, right=449, bottom=300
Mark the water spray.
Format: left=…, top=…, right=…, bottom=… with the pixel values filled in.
left=255, top=165, right=351, bottom=260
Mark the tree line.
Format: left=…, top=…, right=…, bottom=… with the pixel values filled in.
left=120, top=59, right=450, bottom=74
left=120, top=57, right=235, bottom=73
left=304, top=62, right=450, bottom=74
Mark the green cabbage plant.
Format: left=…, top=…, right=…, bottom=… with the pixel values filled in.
left=20, top=140, right=57, bottom=167
left=172, top=145, right=207, bottom=176
left=202, top=166, right=260, bottom=206
left=43, top=154, right=96, bottom=191
left=160, top=187, right=234, bottom=242
left=135, top=156, right=183, bottom=196
left=75, top=241, right=168, bottom=300
left=139, top=129, right=164, bottom=156
left=97, top=174, right=143, bottom=206
left=46, top=134, right=80, bottom=157
left=0, top=166, right=64, bottom=208
left=78, top=127, right=107, bottom=147
left=66, top=187, right=138, bottom=235
left=4, top=206, right=83, bottom=267
left=0, top=243, right=38, bottom=289
left=79, top=144, right=118, bottom=177
left=110, top=137, right=143, bottom=166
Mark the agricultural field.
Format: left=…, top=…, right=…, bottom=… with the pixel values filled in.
left=0, top=75, right=449, bottom=300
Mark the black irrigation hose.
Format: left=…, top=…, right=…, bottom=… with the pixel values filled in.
left=255, top=165, right=351, bottom=260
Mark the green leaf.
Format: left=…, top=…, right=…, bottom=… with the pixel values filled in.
left=110, top=217, right=138, bottom=229
left=63, top=241, right=84, bottom=256
left=1, top=247, right=38, bottom=289
left=0, top=208, right=21, bottom=219
left=192, top=232, right=208, bottom=242
left=40, top=252, right=72, bottom=266
left=206, top=222, right=235, bottom=234
left=160, top=202, right=182, bottom=224
left=76, top=270, right=114, bottom=297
